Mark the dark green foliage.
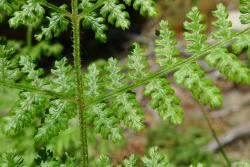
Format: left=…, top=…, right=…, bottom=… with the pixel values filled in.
left=0, top=152, right=24, bottom=167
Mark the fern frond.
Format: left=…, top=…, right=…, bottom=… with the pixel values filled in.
left=35, top=58, right=76, bottom=143
left=95, top=147, right=170, bottom=167
left=127, top=43, right=150, bottom=80
left=183, top=7, right=208, bottom=53
left=82, top=12, right=107, bottom=42
left=0, top=38, right=20, bottom=81
left=141, top=147, right=169, bottom=167
left=100, top=0, right=130, bottom=30
left=0, top=152, right=24, bottom=167
left=35, top=99, right=76, bottom=143
left=19, top=56, right=45, bottom=86
left=154, top=20, right=180, bottom=66
left=105, top=58, right=125, bottom=89
left=86, top=103, right=122, bottom=142
left=122, top=154, right=137, bottom=167
left=123, top=0, right=157, bottom=17
left=106, top=58, right=144, bottom=131
left=112, top=92, right=144, bottom=130
left=174, top=63, right=222, bottom=108
left=205, top=4, right=250, bottom=85
left=239, top=0, right=250, bottom=24
left=84, top=63, right=102, bottom=101
left=232, top=31, right=250, bottom=60
left=144, top=78, right=183, bottom=124
left=212, top=3, right=236, bottom=40
left=5, top=92, right=47, bottom=135
left=206, top=48, right=250, bottom=85
left=49, top=57, right=75, bottom=94
left=5, top=56, right=48, bottom=134
left=95, top=155, right=113, bottom=167
left=9, top=0, right=44, bottom=28
left=0, top=0, right=25, bottom=21
left=35, top=8, right=69, bottom=40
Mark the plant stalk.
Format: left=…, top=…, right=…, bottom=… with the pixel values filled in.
left=200, top=106, right=231, bottom=167
left=26, top=26, right=33, bottom=48
left=71, top=0, right=88, bottom=166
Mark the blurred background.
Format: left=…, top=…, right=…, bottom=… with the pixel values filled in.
left=0, top=0, right=250, bottom=166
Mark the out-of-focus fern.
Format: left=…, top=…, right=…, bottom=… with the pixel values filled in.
left=94, top=147, right=170, bottom=167
left=0, top=152, right=24, bottom=167
left=239, top=0, right=250, bottom=24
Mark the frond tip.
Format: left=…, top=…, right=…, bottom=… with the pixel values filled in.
left=101, top=0, right=130, bottom=30
left=123, top=0, right=157, bottom=17
left=154, top=20, right=180, bottom=66
left=141, top=147, right=169, bottom=167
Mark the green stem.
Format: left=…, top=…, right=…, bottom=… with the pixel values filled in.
left=200, top=106, right=231, bottom=167
left=79, top=0, right=106, bottom=19
left=26, top=26, right=33, bottom=48
left=0, top=80, right=74, bottom=102
left=71, top=0, right=88, bottom=166
left=39, top=0, right=71, bottom=18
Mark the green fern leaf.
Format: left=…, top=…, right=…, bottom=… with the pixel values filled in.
left=106, top=58, right=144, bottom=131
left=112, top=92, right=144, bottom=131
left=183, top=7, right=208, bottom=53
left=82, top=12, right=107, bottom=42
left=9, top=0, right=44, bottom=28
left=123, top=0, right=157, bottom=17
left=206, top=48, right=250, bottom=85
left=86, top=103, right=122, bottom=142
left=5, top=56, right=48, bottom=134
left=123, top=154, right=137, bottom=167
left=105, top=58, right=124, bottom=89
left=212, top=3, right=236, bottom=40
left=145, top=78, right=183, bottom=124
left=49, top=57, right=75, bottom=94
left=0, top=38, right=21, bottom=81
left=154, top=20, right=180, bottom=66
left=101, top=0, right=130, bottom=30
left=141, top=147, right=169, bottom=167
left=84, top=63, right=102, bottom=101
left=232, top=31, right=250, bottom=60
left=0, top=152, right=24, bottom=167
left=127, top=43, right=150, bottom=80
left=174, top=63, right=222, bottom=108
left=95, top=155, right=113, bottom=167
left=35, top=99, right=76, bottom=143
left=206, top=5, right=250, bottom=85
left=239, top=0, right=250, bottom=24
left=36, top=10, right=69, bottom=41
